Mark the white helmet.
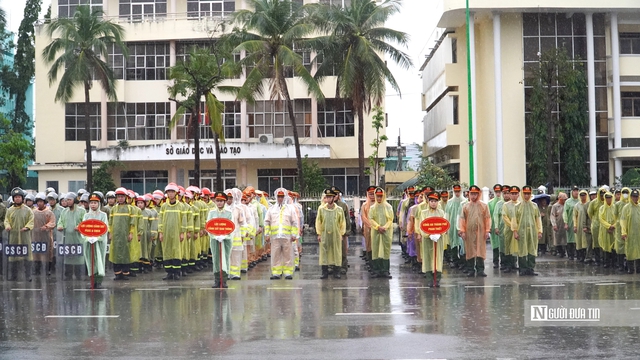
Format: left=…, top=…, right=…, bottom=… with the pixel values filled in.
left=35, top=192, right=47, bottom=202
left=46, top=192, right=59, bottom=200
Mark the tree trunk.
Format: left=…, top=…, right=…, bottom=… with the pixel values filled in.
left=358, top=105, right=366, bottom=194
left=84, top=81, right=93, bottom=193
left=214, top=132, right=222, bottom=191
left=194, top=105, right=201, bottom=187
left=278, top=74, right=305, bottom=192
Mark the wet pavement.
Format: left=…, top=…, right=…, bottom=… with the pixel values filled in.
left=2, top=235, right=640, bottom=359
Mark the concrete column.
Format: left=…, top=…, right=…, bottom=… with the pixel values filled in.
left=611, top=13, right=623, bottom=179
left=586, top=13, right=597, bottom=187
left=100, top=90, right=107, bottom=148
left=169, top=40, right=177, bottom=142
left=469, top=13, right=478, bottom=186
left=493, top=13, right=503, bottom=183
left=240, top=162, right=247, bottom=185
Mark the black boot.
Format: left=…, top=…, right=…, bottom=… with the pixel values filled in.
left=9, top=262, right=18, bottom=281
left=221, top=271, right=228, bottom=288
left=47, top=261, right=53, bottom=276
left=64, top=264, right=73, bottom=280
left=74, top=265, right=83, bottom=280
left=212, top=272, right=221, bottom=288
left=320, top=265, right=329, bottom=279
left=333, top=266, right=341, bottom=279
left=34, top=261, right=42, bottom=276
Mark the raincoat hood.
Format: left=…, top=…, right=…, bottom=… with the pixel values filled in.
left=274, top=188, right=291, bottom=205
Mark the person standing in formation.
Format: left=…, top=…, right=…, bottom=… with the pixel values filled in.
left=415, top=192, right=446, bottom=287
left=57, top=192, right=86, bottom=280
left=82, top=192, right=108, bottom=289
left=316, top=188, right=346, bottom=279
left=550, top=193, right=567, bottom=258
left=369, top=187, right=394, bottom=279
left=207, top=191, right=233, bottom=288
left=264, top=188, right=299, bottom=280
left=31, top=193, right=56, bottom=276
left=459, top=185, right=491, bottom=277
left=488, top=184, right=503, bottom=269
left=4, top=188, right=34, bottom=281
left=513, top=186, right=542, bottom=276
left=563, top=187, right=580, bottom=260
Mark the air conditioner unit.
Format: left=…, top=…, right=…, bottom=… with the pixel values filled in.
left=283, top=136, right=294, bottom=146
left=259, top=134, right=273, bottom=143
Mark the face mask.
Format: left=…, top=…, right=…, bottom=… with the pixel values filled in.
left=623, top=194, right=629, bottom=199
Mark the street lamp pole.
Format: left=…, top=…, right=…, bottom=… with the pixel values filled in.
left=465, top=0, right=475, bottom=185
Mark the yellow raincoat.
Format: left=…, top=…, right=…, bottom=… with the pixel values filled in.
left=316, top=203, right=346, bottom=267
left=598, top=194, right=616, bottom=253
left=416, top=207, right=446, bottom=273
left=512, top=198, right=542, bottom=257
left=621, top=200, right=640, bottom=261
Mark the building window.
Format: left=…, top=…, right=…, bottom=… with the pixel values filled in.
left=58, top=0, right=103, bottom=19
left=622, top=138, right=640, bottom=148
left=120, top=170, right=168, bottom=194
left=176, top=101, right=241, bottom=140
left=621, top=92, right=640, bottom=117
left=46, top=181, right=59, bottom=192
left=451, top=37, right=457, bottom=64
left=257, top=169, right=297, bottom=194
left=176, top=41, right=241, bottom=79
left=188, top=169, right=236, bottom=190
left=186, top=0, right=235, bottom=18
left=68, top=180, right=86, bottom=193
left=107, top=44, right=125, bottom=80
left=452, top=95, right=459, bottom=125
left=247, top=99, right=312, bottom=138
left=125, top=42, right=170, bottom=80
left=284, top=44, right=312, bottom=78
left=620, top=33, right=640, bottom=55
left=317, top=99, right=354, bottom=137
left=65, top=103, right=101, bottom=141
left=107, top=102, right=170, bottom=141
left=322, top=168, right=364, bottom=195
left=523, top=12, right=608, bottom=185
left=119, top=0, right=166, bottom=21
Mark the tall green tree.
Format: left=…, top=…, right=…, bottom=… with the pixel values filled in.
left=168, top=47, right=228, bottom=190
left=311, top=0, right=411, bottom=194
left=224, top=0, right=325, bottom=192
left=367, top=106, right=387, bottom=185
left=6, top=0, right=41, bottom=134
left=415, top=157, right=459, bottom=191
left=0, top=116, right=33, bottom=190
left=42, top=6, right=126, bottom=192
left=527, top=48, right=588, bottom=186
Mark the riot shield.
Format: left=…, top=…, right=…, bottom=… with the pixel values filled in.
left=31, top=225, right=54, bottom=279
left=56, top=228, right=86, bottom=282
left=2, top=229, right=32, bottom=282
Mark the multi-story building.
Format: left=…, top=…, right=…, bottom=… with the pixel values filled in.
left=420, top=0, right=640, bottom=187
left=32, top=0, right=379, bottom=195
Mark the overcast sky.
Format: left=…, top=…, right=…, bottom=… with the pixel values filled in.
left=3, top=0, right=437, bottom=146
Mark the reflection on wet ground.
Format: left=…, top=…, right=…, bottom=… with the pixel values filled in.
left=2, top=236, right=640, bottom=359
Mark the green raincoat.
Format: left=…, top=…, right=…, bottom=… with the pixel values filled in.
left=563, top=195, right=580, bottom=244
left=621, top=201, right=640, bottom=261
left=493, top=198, right=505, bottom=253
left=207, top=206, right=233, bottom=274
left=573, top=200, right=590, bottom=250
left=108, top=203, right=135, bottom=265
left=82, top=210, right=108, bottom=277
left=58, top=205, right=86, bottom=265
left=316, top=204, right=346, bottom=266
left=488, top=195, right=502, bottom=250
left=158, top=200, right=187, bottom=263
left=445, top=195, right=466, bottom=249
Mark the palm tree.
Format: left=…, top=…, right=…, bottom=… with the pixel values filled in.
left=168, top=47, right=227, bottom=190
left=311, top=0, right=411, bottom=193
left=224, top=0, right=325, bottom=192
left=42, top=5, right=126, bottom=192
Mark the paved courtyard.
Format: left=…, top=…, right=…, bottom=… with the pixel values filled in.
left=1, top=236, right=640, bottom=359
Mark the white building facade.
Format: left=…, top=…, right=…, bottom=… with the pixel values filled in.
left=32, top=0, right=380, bottom=195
